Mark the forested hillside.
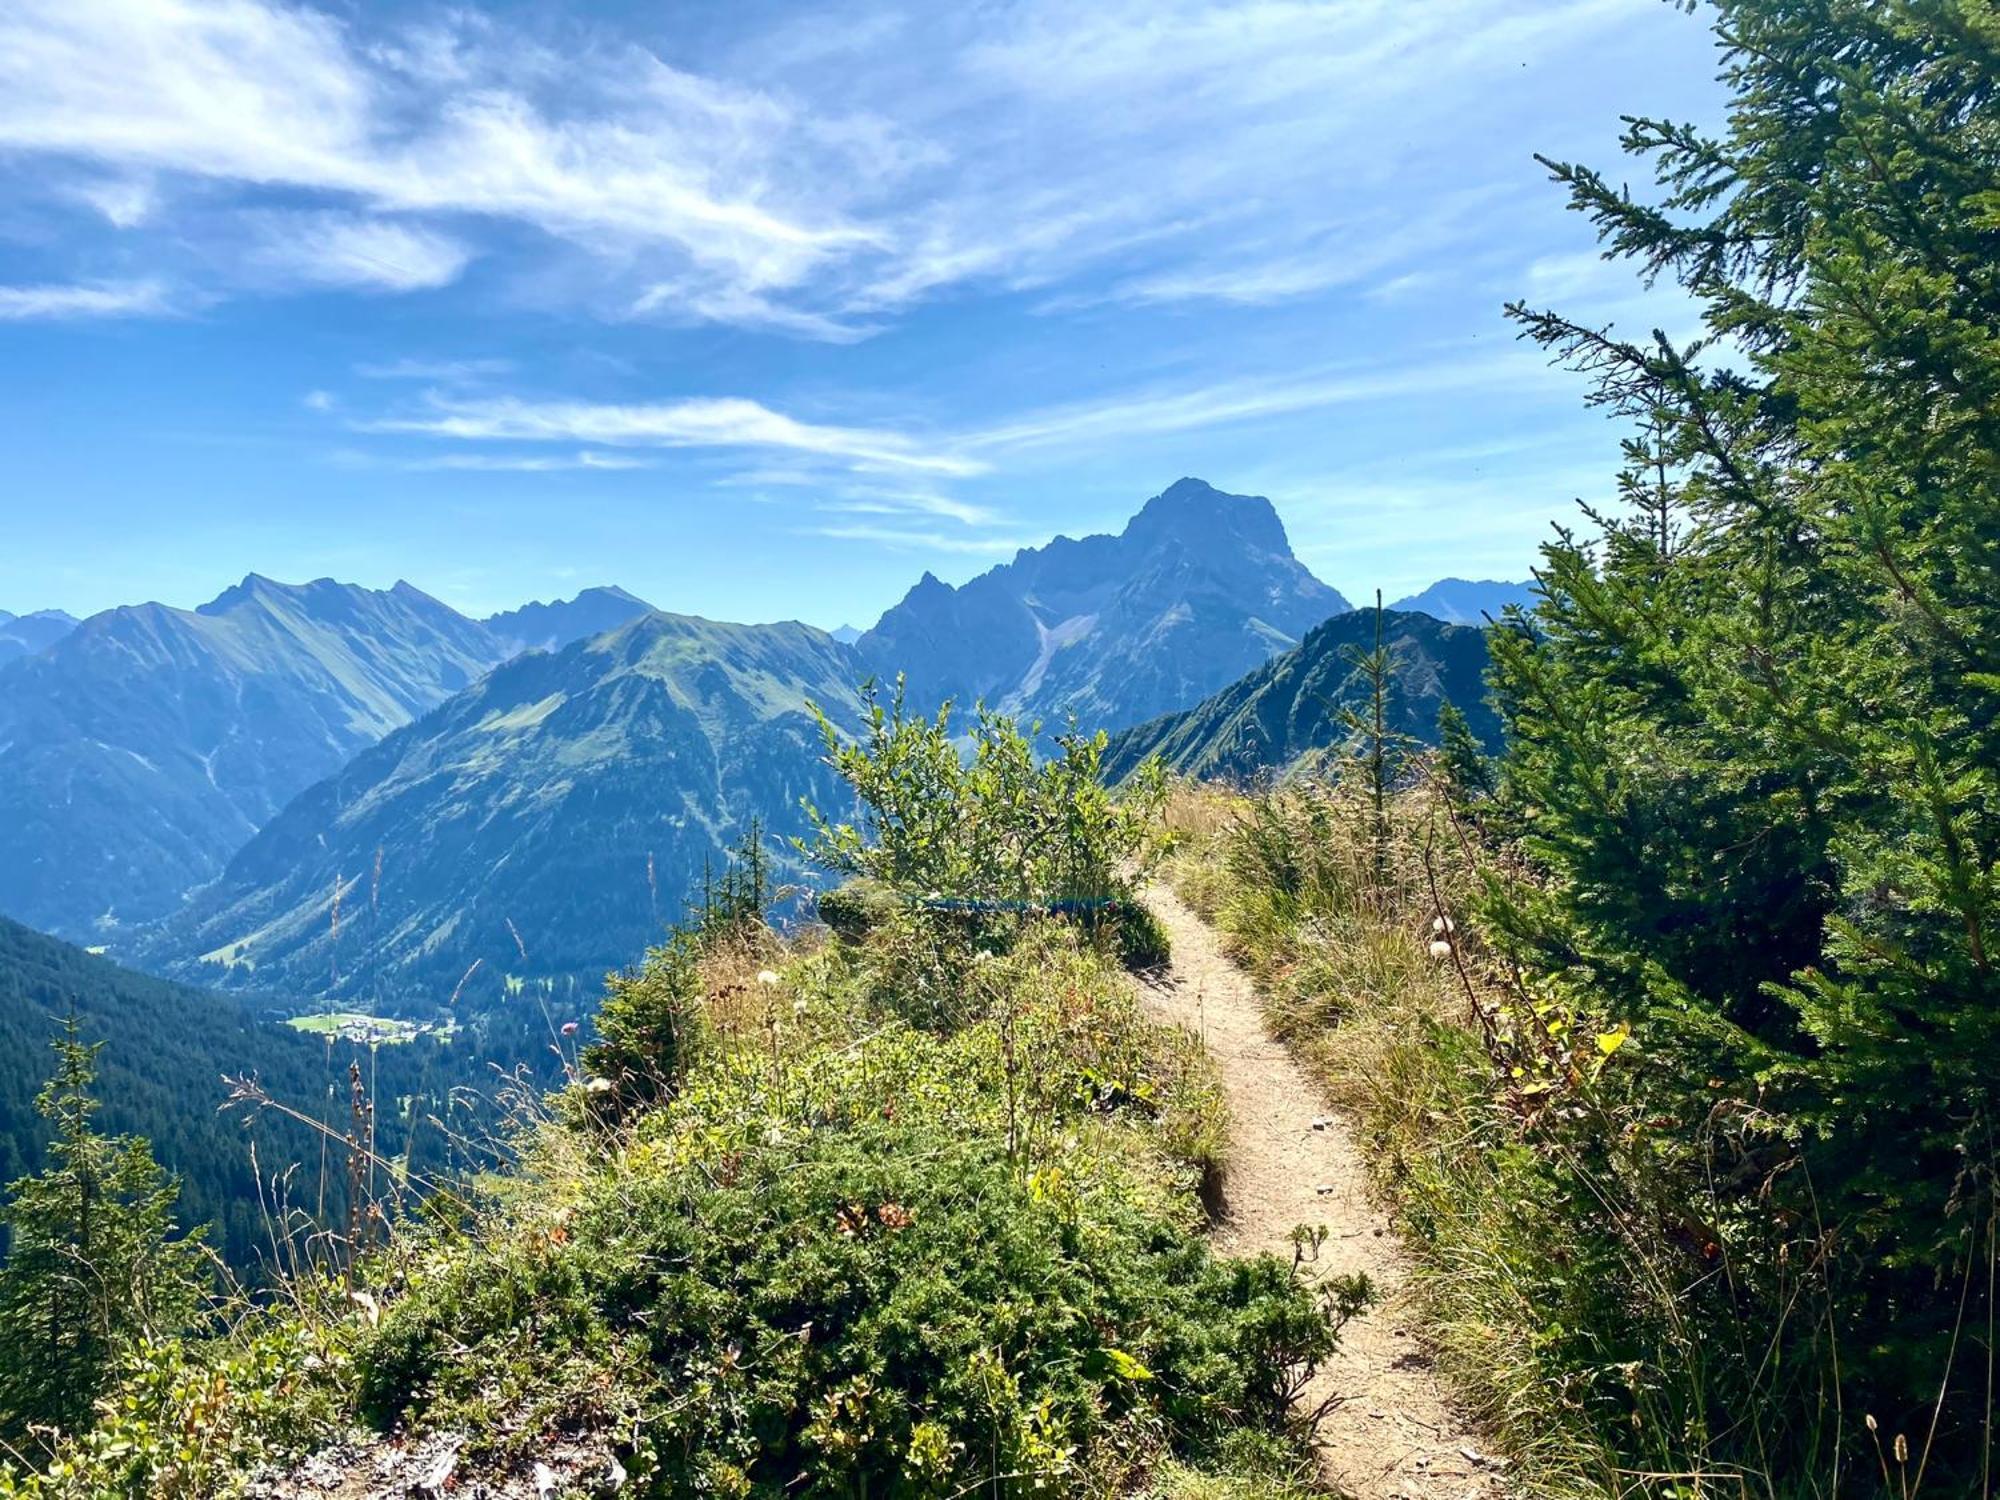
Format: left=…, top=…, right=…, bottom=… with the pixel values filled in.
left=0, top=917, right=484, bottom=1268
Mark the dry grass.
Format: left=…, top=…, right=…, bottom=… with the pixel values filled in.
left=1160, top=776, right=1631, bottom=1498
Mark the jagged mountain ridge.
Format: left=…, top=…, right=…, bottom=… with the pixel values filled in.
left=1102, top=608, right=1497, bottom=783
left=855, top=478, right=1350, bottom=732
left=0, top=576, right=510, bottom=938
left=484, top=585, right=656, bottom=654
left=0, top=607, right=79, bottom=664
left=144, top=611, right=869, bottom=1008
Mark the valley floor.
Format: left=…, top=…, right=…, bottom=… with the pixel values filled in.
left=1134, top=884, right=1505, bottom=1500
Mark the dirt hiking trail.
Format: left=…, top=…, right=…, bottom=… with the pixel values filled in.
left=1134, top=884, right=1506, bottom=1500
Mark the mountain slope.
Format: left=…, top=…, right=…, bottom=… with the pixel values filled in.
left=0, top=608, right=79, bottom=664
left=1103, top=608, right=1496, bottom=782
left=0, top=577, right=509, bottom=939
left=484, top=585, right=655, bottom=654
left=148, top=612, right=867, bottom=1007
left=1388, top=577, right=1537, bottom=625
left=0, top=914, right=476, bottom=1268
left=856, top=477, right=1348, bottom=732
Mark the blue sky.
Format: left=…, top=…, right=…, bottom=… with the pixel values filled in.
left=0, top=0, right=1724, bottom=630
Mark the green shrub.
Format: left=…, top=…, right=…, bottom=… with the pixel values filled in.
left=800, top=681, right=1167, bottom=970
left=581, top=931, right=710, bottom=1122
left=357, top=1120, right=1333, bottom=1497
left=813, top=879, right=899, bottom=942
left=1097, top=899, right=1171, bottom=971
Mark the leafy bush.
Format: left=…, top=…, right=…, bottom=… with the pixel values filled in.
left=352, top=920, right=1333, bottom=1497
left=813, top=879, right=898, bottom=942
left=801, top=681, right=1168, bottom=969
left=357, top=1122, right=1333, bottom=1497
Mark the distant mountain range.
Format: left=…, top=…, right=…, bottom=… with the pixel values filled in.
left=1104, top=608, right=1497, bottom=784
left=484, top=585, right=655, bottom=655
left=0, top=607, right=79, bottom=664
left=144, top=613, right=868, bottom=1007
left=855, top=478, right=1350, bottom=733
left=0, top=577, right=510, bottom=939
left=0, top=478, right=1528, bottom=1004
left=1386, top=577, right=1537, bottom=625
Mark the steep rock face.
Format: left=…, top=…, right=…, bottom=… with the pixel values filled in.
left=147, top=612, right=868, bottom=1008
left=1102, top=608, right=1497, bottom=783
left=0, top=577, right=508, bottom=937
left=0, top=608, right=79, bottom=664
left=1387, top=577, right=1538, bottom=625
left=855, top=478, right=1349, bottom=732
left=484, top=585, right=655, bottom=655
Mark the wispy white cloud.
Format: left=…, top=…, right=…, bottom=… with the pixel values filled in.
left=65, top=174, right=157, bottom=227
left=818, top=487, right=998, bottom=527
left=964, top=351, right=1541, bottom=453
left=302, top=389, right=336, bottom=412
left=0, top=277, right=173, bottom=320
left=354, top=356, right=515, bottom=381
left=367, top=394, right=984, bottom=476
left=0, top=0, right=1696, bottom=333
left=804, top=523, right=1030, bottom=556
left=245, top=212, right=473, bottom=292
left=407, top=450, right=652, bottom=472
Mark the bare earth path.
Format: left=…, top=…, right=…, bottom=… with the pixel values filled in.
left=1134, top=884, right=1505, bottom=1500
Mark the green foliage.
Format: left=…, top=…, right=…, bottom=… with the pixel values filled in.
left=1481, top=0, right=2000, bottom=1483
left=814, top=879, right=898, bottom=942
left=0, top=1020, right=207, bottom=1454
left=580, top=932, right=711, bottom=1123
left=356, top=1124, right=1328, bottom=1497
left=350, top=923, right=1330, bottom=1497
left=801, top=679, right=1169, bottom=969
left=1435, top=702, right=1495, bottom=805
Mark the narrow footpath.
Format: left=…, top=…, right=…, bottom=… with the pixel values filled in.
left=1133, top=884, right=1505, bottom=1500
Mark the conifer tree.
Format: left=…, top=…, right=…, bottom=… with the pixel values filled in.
left=1488, top=0, right=1999, bottom=1465
left=0, top=1017, right=205, bottom=1451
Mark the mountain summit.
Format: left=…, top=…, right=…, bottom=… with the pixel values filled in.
left=856, top=478, right=1348, bottom=731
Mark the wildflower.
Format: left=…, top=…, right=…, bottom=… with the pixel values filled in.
left=1431, top=915, right=1455, bottom=935
left=585, top=1076, right=614, bottom=1093
left=756, top=969, right=781, bottom=987
left=1428, top=939, right=1453, bottom=960
left=560, top=1020, right=578, bottom=1036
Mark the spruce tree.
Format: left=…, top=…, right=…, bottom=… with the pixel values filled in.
left=1487, top=0, right=1999, bottom=1473
left=0, top=1017, right=205, bottom=1451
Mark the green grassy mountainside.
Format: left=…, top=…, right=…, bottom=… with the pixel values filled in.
left=143, top=612, right=868, bottom=1011
left=1102, top=607, right=1495, bottom=783
left=0, top=577, right=509, bottom=941
left=856, top=478, right=1350, bottom=733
